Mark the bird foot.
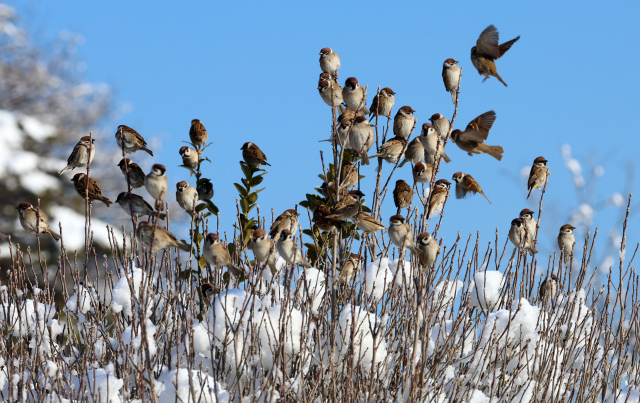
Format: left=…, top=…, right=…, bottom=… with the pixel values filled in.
left=482, top=76, right=488, bottom=83
left=467, top=152, right=473, bottom=156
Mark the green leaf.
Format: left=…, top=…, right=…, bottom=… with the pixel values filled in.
left=206, top=201, right=219, bottom=215
left=247, top=192, right=258, bottom=204
left=199, top=255, right=207, bottom=269
left=234, top=183, right=248, bottom=197
left=240, top=162, right=253, bottom=179
left=249, top=176, right=264, bottom=188
left=244, top=219, right=257, bottom=229
left=303, top=229, right=314, bottom=237
left=254, top=187, right=266, bottom=194
left=196, top=178, right=211, bottom=187
left=299, top=201, right=310, bottom=208
left=361, top=205, right=371, bottom=213
left=196, top=203, right=208, bottom=213
left=228, top=243, right=236, bottom=259
left=241, top=198, right=250, bottom=214
left=318, top=174, right=326, bottom=181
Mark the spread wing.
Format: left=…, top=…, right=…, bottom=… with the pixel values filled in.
left=455, top=182, right=468, bottom=199
left=476, top=25, right=500, bottom=59
left=457, top=130, right=485, bottom=146
left=464, top=175, right=483, bottom=194
left=498, top=36, right=520, bottom=59
left=465, top=110, right=496, bottom=140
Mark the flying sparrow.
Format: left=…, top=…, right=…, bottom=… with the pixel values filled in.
left=558, top=224, right=576, bottom=264
left=442, top=59, right=461, bottom=104
left=71, top=173, right=112, bottom=207
left=509, top=218, right=538, bottom=255
left=342, top=77, right=368, bottom=113
left=393, top=106, right=417, bottom=138
left=250, top=228, right=277, bottom=274
left=203, top=233, right=241, bottom=276
left=519, top=208, right=537, bottom=243
left=197, top=179, right=214, bottom=201
left=527, top=156, right=549, bottom=199
left=349, top=116, right=374, bottom=165
left=277, top=229, right=311, bottom=268
left=427, top=179, right=450, bottom=219
left=189, top=119, right=208, bottom=147
left=269, top=209, right=300, bottom=240
left=339, top=159, right=359, bottom=189
left=471, top=25, right=520, bottom=86
left=136, top=221, right=191, bottom=254
left=450, top=110, right=504, bottom=161
left=201, top=283, right=220, bottom=302
left=368, top=136, right=407, bottom=165
left=326, top=190, right=364, bottom=220
left=413, top=162, right=434, bottom=184
left=145, top=164, right=169, bottom=208
left=318, top=79, right=344, bottom=108
left=179, top=146, right=199, bottom=176
left=368, top=87, right=396, bottom=118
left=538, top=275, right=559, bottom=302
left=393, top=180, right=413, bottom=214
left=117, top=158, right=146, bottom=188
left=429, top=113, right=451, bottom=140
left=241, top=142, right=270, bottom=167
left=16, top=202, right=61, bottom=241
left=58, top=136, right=95, bottom=175
left=313, top=204, right=344, bottom=232
left=419, top=123, right=451, bottom=164
left=115, top=192, right=165, bottom=219
left=388, top=214, right=415, bottom=251
left=115, top=125, right=153, bottom=156
left=176, top=181, right=199, bottom=213
left=319, top=47, right=340, bottom=79
left=452, top=172, right=491, bottom=204
left=398, top=137, right=425, bottom=168
left=353, top=211, right=386, bottom=233
left=415, top=232, right=440, bottom=270
left=337, top=253, right=362, bottom=284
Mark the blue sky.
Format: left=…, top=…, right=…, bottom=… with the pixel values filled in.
left=12, top=1, right=640, bottom=274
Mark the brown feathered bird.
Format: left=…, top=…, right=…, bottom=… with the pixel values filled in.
left=189, top=119, right=208, bottom=147
left=117, top=158, right=146, bottom=188
left=115, top=125, right=153, bottom=156
left=450, top=110, right=504, bottom=161
left=241, top=142, right=270, bottom=167
left=527, top=156, right=550, bottom=199
left=393, top=180, right=413, bottom=214
left=368, top=87, right=396, bottom=118
left=71, top=173, right=112, bottom=207
left=452, top=172, right=491, bottom=204
left=313, top=204, right=344, bottom=232
left=427, top=179, right=450, bottom=219
left=470, top=25, right=520, bottom=86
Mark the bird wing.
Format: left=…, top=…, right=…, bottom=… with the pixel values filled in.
left=498, top=36, right=521, bottom=59
left=476, top=25, right=500, bottom=59
left=465, top=111, right=496, bottom=140
left=455, top=182, right=468, bottom=199
left=457, top=130, right=484, bottom=145
left=464, top=175, right=483, bottom=195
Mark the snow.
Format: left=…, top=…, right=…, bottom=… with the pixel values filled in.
left=156, top=369, right=230, bottom=403
left=334, top=304, right=388, bottom=371
left=84, top=364, right=123, bottom=403
left=388, top=258, right=413, bottom=288
left=301, top=267, right=325, bottom=314
left=362, top=258, right=394, bottom=301
left=468, top=270, right=504, bottom=311
left=111, top=267, right=152, bottom=317
left=48, top=205, right=122, bottom=250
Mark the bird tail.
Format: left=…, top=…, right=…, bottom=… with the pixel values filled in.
left=495, top=72, right=508, bottom=87
left=264, top=162, right=271, bottom=166
left=58, top=166, right=70, bottom=176
left=48, top=230, right=61, bottom=242
left=301, top=261, right=312, bottom=268
left=528, top=246, right=538, bottom=255
left=478, top=144, right=504, bottom=161
left=398, top=159, right=408, bottom=168
left=442, top=152, right=452, bottom=163
left=143, top=147, right=154, bottom=156
left=526, top=187, right=533, bottom=200
left=360, top=152, right=370, bottom=165
left=177, top=242, right=191, bottom=252
left=155, top=211, right=167, bottom=220
left=450, top=90, right=457, bottom=104
left=563, top=253, right=571, bottom=264
left=100, top=197, right=113, bottom=207
left=229, top=264, right=243, bottom=277
left=481, top=191, right=491, bottom=204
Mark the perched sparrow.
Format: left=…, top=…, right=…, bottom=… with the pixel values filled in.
left=339, top=160, right=359, bottom=189
left=319, top=47, right=340, bottom=79
left=326, top=190, right=364, bottom=220
left=452, top=172, right=491, bottom=204
left=414, top=232, right=440, bottom=270
left=337, top=253, right=362, bottom=284
left=509, top=218, right=538, bottom=255
left=179, top=146, right=199, bottom=176
left=318, top=181, right=348, bottom=201
left=203, top=233, right=241, bottom=276
left=388, top=214, right=415, bottom=250
left=16, top=203, right=61, bottom=241
left=176, top=181, right=199, bottom=212
left=189, top=119, right=208, bottom=147
left=429, top=113, right=451, bottom=141
left=115, top=192, right=165, bottom=219
left=398, top=137, right=425, bottom=168
left=276, top=230, right=311, bottom=268
left=393, top=180, right=413, bottom=213
left=419, top=123, right=451, bottom=164
left=427, top=179, right=451, bottom=219
left=368, top=136, right=407, bottom=165
left=58, top=136, right=95, bottom=175
left=136, top=221, right=190, bottom=253
left=471, top=25, right=520, bottom=86
left=337, top=108, right=358, bottom=123
left=318, top=72, right=336, bottom=84
left=519, top=208, right=537, bottom=243
left=527, top=156, right=550, bottom=199
left=197, top=179, right=214, bottom=201
left=353, top=211, right=386, bottom=233
left=201, top=283, right=220, bottom=302
left=241, top=142, right=270, bottom=167
left=393, top=106, right=417, bottom=138
left=342, top=77, right=368, bottom=113
left=450, top=111, right=504, bottom=161
left=145, top=164, right=169, bottom=207
left=115, top=125, right=153, bottom=156
left=269, top=209, right=300, bottom=240
left=71, top=173, right=112, bottom=207
left=117, top=159, right=146, bottom=188
left=313, top=204, right=344, bottom=232
left=538, top=275, right=559, bottom=302
left=368, top=87, right=396, bottom=118
left=413, top=162, right=434, bottom=184
left=318, top=80, right=344, bottom=108
left=349, top=116, right=374, bottom=165
left=320, top=119, right=352, bottom=148
left=558, top=224, right=576, bottom=264
left=442, top=59, right=461, bottom=104
left=250, top=228, right=277, bottom=274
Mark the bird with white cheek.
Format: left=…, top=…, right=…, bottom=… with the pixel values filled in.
left=337, top=254, right=362, bottom=285
left=527, top=156, right=550, bottom=199
left=58, top=136, right=95, bottom=176
left=203, top=233, right=242, bottom=277
left=368, top=87, right=396, bottom=118
left=277, top=230, right=311, bottom=268
left=471, top=24, right=520, bottom=86
left=519, top=209, right=537, bottom=243
left=319, top=47, right=340, bottom=79
left=452, top=172, right=491, bottom=204
left=136, top=221, right=191, bottom=254
left=118, top=159, right=146, bottom=188
left=342, top=77, right=368, bottom=114
left=429, top=113, right=451, bottom=141
left=538, top=275, right=559, bottom=302
left=508, top=218, right=538, bottom=255
left=412, top=162, right=434, bottom=184
left=419, top=123, right=451, bottom=165
left=250, top=228, right=278, bottom=274
left=179, top=146, right=199, bottom=176
left=318, top=79, right=344, bottom=108
left=427, top=179, right=451, bottom=219
left=450, top=110, right=503, bottom=161
left=176, top=181, right=198, bottom=213
left=442, top=58, right=461, bottom=104
left=393, top=106, right=417, bottom=139
left=558, top=224, right=576, bottom=264
left=414, top=232, right=440, bottom=271
left=388, top=214, right=415, bottom=251
left=115, top=125, right=154, bottom=155
left=349, top=116, right=374, bottom=165
left=145, top=164, right=169, bottom=209
left=269, top=209, right=300, bottom=240
left=16, top=202, right=61, bottom=241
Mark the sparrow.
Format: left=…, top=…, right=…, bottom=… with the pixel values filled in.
left=429, top=113, right=451, bottom=141
left=471, top=25, right=520, bottom=86
left=393, top=106, right=417, bottom=138
left=320, top=119, right=352, bottom=148
left=115, top=192, right=166, bottom=219
left=71, top=173, right=112, bottom=207
left=368, top=87, right=396, bottom=118
left=117, top=159, right=146, bottom=188
left=538, top=275, right=559, bottom=302
left=269, top=209, right=300, bottom=240
left=398, top=137, right=425, bottom=168
left=179, top=146, right=199, bottom=176
left=16, top=203, right=61, bottom=241
left=176, top=181, right=199, bottom=213
left=415, top=232, right=440, bottom=270
left=197, top=179, right=214, bottom=201
left=442, top=59, right=461, bottom=104
left=250, top=228, right=277, bottom=274
left=326, top=190, right=364, bottom=220
left=203, top=233, right=242, bottom=276
left=342, top=77, right=368, bottom=113
left=145, top=164, right=169, bottom=207
left=339, top=159, right=359, bottom=189
left=318, top=72, right=337, bottom=84
left=319, top=47, right=340, bottom=79
left=337, top=253, right=362, bottom=284
left=352, top=211, right=386, bottom=233
left=318, top=79, right=344, bottom=108
left=452, top=172, right=491, bottom=204
left=527, top=156, right=550, bottom=199
left=313, top=204, right=344, bottom=232
left=276, top=229, right=311, bottom=268
left=201, top=283, right=220, bottom=302
left=509, top=218, right=538, bottom=255
left=388, top=215, right=415, bottom=251
left=136, top=221, right=191, bottom=254
left=412, top=162, right=434, bottom=184
left=519, top=209, right=537, bottom=243
left=318, top=181, right=348, bottom=201
left=419, top=123, right=451, bottom=164
left=450, top=111, right=504, bottom=161
left=349, top=116, right=374, bottom=165
left=558, top=224, right=576, bottom=264
left=58, top=136, right=95, bottom=175
left=337, top=108, right=358, bottom=123
left=427, top=179, right=451, bottom=219
left=368, top=136, right=407, bottom=165
left=241, top=142, right=270, bottom=167
left=115, top=125, right=153, bottom=156
left=393, top=180, right=413, bottom=214
left=189, top=119, right=208, bottom=147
